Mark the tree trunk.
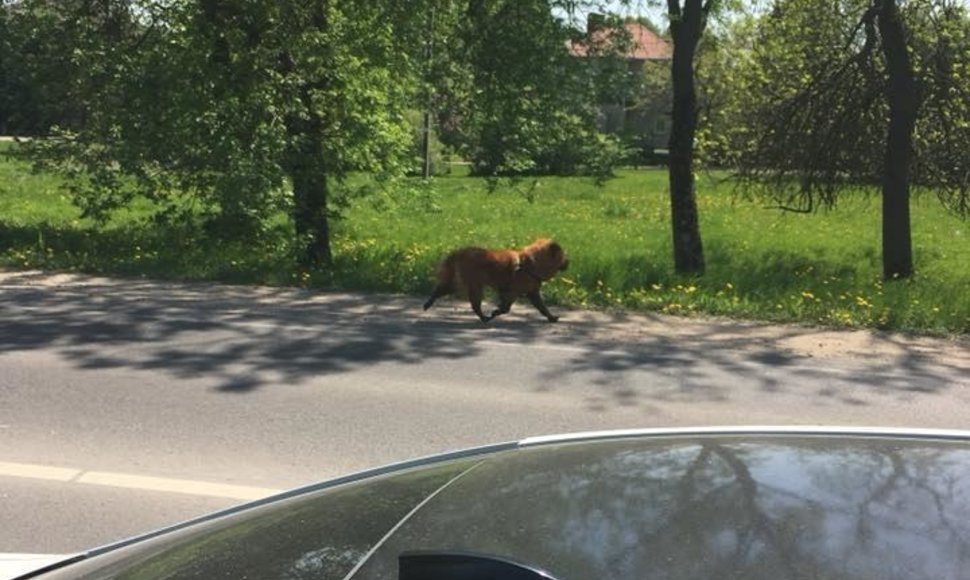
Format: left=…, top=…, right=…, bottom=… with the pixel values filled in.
left=421, top=6, right=435, bottom=179
left=283, top=93, right=332, bottom=266
left=291, top=159, right=332, bottom=267
left=667, top=0, right=705, bottom=275
left=283, top=86, right=331, bottom=266
left=282, top=1, right=333, bottom=267
left=877, top=0, right=916, bottom=280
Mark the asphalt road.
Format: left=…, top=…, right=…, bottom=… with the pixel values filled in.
left=2, top=270, right=969, bottom=554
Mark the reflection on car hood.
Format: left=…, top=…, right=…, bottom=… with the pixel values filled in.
left=30, top=428, right=970, bottom=580
left=357, top=430, right=970, bottom=579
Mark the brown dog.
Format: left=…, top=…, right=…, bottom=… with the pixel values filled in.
left=423, top=238, right=569, bottom=323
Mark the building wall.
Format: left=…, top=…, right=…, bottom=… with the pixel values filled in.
left=596, top=58, right=671, bottom=152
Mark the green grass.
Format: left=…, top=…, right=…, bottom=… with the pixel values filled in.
left=2, top=141, right=969, bottom=335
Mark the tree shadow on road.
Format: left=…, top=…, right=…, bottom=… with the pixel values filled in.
left=0, top=273, right=514, bottom=393
left=534, top=308, right=970, bottom=411
left=1, top=271, right=967, bottom=410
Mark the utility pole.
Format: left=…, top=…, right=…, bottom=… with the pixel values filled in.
left=421, top=6, right=435, bottom=179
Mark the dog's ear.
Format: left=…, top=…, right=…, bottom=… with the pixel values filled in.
left=548, top=242, right=562, bottom=257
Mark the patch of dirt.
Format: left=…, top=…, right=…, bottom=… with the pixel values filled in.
left=557, top=307, right=970, bottom=366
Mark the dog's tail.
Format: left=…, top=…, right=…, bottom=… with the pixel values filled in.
left=435, top=253, right=458, bottom=287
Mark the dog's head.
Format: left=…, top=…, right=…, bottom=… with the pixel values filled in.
left=518, top=239, right=568, bottom=280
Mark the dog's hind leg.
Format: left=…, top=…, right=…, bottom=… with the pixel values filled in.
left=423, top=283, right=453, bottom=310
left=468, top=286, right=490, bottom=323
left=526, top=290, right=558, bottom=322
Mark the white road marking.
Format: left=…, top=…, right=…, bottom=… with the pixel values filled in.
left=0, top=461, right=281, bottom=500
left=0, top=461, right=80, bottom=482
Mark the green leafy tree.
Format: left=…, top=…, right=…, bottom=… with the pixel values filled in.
left=692, top=12, right=760, bottom=168
left=735, top=0, right=970, bottom=280
left=0, top=0, right=134, bottom=134
left=17, top=0, right=630, bottom=265
left=909, top=3, right=970, bottom=215
left=22, top=0, right=425, bottom=266
left=435, top=0, right=627, bottom=178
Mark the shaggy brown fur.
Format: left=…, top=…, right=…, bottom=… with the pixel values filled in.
left=423, top=238, right=569, bottom=323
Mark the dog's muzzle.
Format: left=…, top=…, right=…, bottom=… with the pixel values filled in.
left=560, top=259, right=569, bottom=272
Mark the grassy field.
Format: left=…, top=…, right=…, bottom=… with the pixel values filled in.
left=2, top=142, right=969, bottom=335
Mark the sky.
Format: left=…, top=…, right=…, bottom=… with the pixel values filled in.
left=559, top=1, right=771, bottom=29
left=562, top=1, right=666, bottom=26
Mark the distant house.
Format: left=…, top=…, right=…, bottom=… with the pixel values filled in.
left=569, top=16, right=672, bottom=151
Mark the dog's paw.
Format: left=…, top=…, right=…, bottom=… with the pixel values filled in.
left=546, top=315, right=560, bottom=323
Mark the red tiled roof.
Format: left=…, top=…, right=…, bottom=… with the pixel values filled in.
left=569, top=22, right=671, bottom=61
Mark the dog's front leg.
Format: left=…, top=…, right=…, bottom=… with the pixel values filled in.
left=489, top=292, right=516, bottom=320
left=526, top=290, right=558, bottom=322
